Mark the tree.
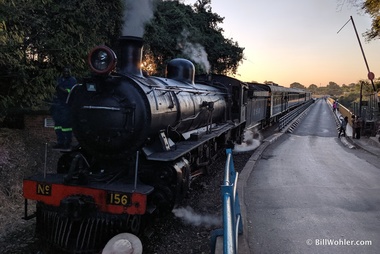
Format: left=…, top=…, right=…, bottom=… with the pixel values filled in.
left=0, top=0, right=123, bottom=119
left=192, top=0, right=244, bottom=75
left=326, top=81, right=343, bottom=96
left=361, top=0, right=380, bottom=41
left=1, top=0, right=244, bottom=122
left=143, top=0, right=244, bottom=76
left=308, top=84, right=318, bottom=94
left=290, top=82, right=306, bottom=89
left=339, top=0, right=380, bottom=41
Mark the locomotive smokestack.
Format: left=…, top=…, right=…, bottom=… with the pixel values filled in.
left=119, top=36, right=143, bottom=77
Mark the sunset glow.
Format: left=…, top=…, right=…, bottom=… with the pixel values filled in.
left=185, top=0, right=380, bottom=87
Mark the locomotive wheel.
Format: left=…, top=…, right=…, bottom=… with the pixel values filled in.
left=130, top=215, right=142, bottom=234
left=151, top=185, right=175, bottom=216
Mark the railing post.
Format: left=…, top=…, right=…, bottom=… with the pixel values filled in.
left=210, top=148, right=243, bottom=254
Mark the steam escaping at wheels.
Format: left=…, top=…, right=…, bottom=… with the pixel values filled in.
left=172, top=206, right=222, bottom=227
left=233, top=128, right=263, bottom=153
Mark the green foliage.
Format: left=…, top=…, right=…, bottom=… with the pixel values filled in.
left=1, top=0, right=244, bottom=122
left=144, top=0, right=244, bottom=76
left=308, top=84, right=318, bottom=94
left=0, top=0, right=122, bottom=118
left=326, top=81, right=343, bottom=96
left=305, top=77, right=380, bottom=110
left=290, top=82, right=306, bottom=89
left=361, top=0, right=380, bottom=41
left=340, top=0, right=380, bottom=41
left=338, top=92, right=360, bottom=109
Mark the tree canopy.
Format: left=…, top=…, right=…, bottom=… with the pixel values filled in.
left=0, top=0, right=123, bottom=118
left=143, top=0, right=244, bottom=76
left=340, top=0, right=380, bottom=41
left=361, top=0, right=380, bottom=41
left=290, top=82, right=306, bottom=89
left=0, top=0, right=244, bottom=121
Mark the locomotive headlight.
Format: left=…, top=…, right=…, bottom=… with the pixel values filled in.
left=88, top=45, right=117, bottom=75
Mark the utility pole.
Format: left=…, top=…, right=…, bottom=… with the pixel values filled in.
left=349, top=16, right=377, bottom=94
left=337, top=16, right=379, bottom=118
left=360, top=80, right=363, bottom=116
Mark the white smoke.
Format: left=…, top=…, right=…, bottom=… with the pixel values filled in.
left=122, top=0, right=155, bottom=37
left=234, top=128, right=263, bottom=153
left=172, top=206, right=221, bottom=227
left=177, top=29, right=211, bottom=73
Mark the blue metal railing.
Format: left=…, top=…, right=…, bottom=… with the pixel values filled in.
left=210, top=148, right=243, bottom=254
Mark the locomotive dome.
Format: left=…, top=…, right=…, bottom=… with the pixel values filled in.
left=166, top=58, right=195, bottom=85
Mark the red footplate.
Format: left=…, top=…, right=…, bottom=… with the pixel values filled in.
left=23, top=178, right=149, bottom=215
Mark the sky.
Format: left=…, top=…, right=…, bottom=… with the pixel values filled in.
left=184, top=0, right=380, bottom=87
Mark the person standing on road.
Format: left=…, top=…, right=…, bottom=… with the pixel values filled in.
left=338, top=116, right=348, bottom=138
left=354, top=115, right=362, bottom=139
left=50, top=67, right=77, bottom=149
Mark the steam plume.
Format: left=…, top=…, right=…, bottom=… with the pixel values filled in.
left=177, top=29, right=211, bottom=73
left=122, top=0, right=155, bottom=37
left=234, top=128, right=262, bottom=153
left=172, top=206, right=221, bottom=227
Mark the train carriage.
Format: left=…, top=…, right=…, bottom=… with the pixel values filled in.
left=245, top=83, right=269, bottom=129
left=287, top=87, right=309, bottom=109
left=248, top=83, right=311, bottom=120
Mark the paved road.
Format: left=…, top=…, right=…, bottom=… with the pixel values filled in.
left=244, top=99, right=380, bottom=254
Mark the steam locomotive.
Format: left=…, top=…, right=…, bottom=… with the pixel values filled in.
left=22, top=36, right=311, bottom=253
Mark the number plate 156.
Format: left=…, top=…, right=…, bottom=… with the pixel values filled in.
left=107, top=192, right=131, bottom=206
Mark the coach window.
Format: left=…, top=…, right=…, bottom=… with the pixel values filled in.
left=243, top=89, right=248, bottom=105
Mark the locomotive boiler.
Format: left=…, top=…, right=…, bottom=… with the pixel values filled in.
left=22, top=36, right=246, bottom=253
left=72, top=37, right=227, bottom=158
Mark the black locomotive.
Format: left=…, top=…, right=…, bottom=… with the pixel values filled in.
left=23, top=36, right=311, bottom=253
